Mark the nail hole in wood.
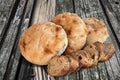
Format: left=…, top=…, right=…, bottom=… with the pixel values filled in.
left=115, top=2, right=119, bottom=4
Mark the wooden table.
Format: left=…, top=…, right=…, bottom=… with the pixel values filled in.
left=0, top=0, right=120, bottom=80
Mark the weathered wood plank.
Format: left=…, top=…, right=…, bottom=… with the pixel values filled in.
left=55, top=0, right=74, bottom=15
left=17, top=58, right=34, bottom=80
left=31, top=0, right=56, bottom=24
left=100, top=0, right=120, bottom=43
left=3, top=0, right=35, bottom=80
left=97, top=63, right=108, bottom=80
left=81, top=69, right=91, bottom=80
left=0, top=0, right=16, bottom=42
left=0, top=0, right=27, bottom=80
left=31, top=0, right=56, bottom=80
left=74, top=0, right=120, bottom=80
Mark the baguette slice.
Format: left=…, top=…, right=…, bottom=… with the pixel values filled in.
left=47, top=55, right=70, bottom=76
left=84, top=44, right=99, bottom=67
left=70, top=50, right=94, bottom=69
left=94, top=41, right=115, bottom=61
left=66, top=55, right=79, bottom=74
left=103, top=43, right=115, bottom=61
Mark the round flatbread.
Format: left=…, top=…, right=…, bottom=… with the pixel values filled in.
left=52, top=12, right=88, bottom=54
left=19, top=22, right=68, bottom=65
left=83, top=18, right=109, bottom=44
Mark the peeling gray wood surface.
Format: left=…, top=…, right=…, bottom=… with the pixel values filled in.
left=3, top=0, right=35, bottom=80
left=0, top=0, right=16, bottom=41
left=0, top=0, right=27, bottom=80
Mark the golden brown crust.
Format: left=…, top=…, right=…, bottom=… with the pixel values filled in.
left=93, top=41, right=106, bottom=61
left=77, top=50, right=94, bottom=68
left=93, top=42, right=115, bottom=61
left=70, top=50, right=94, bottom=68
left=84, top=44, right=99, bottom=67
left=47, top=55, right=70, bottom=76
left=103, top=43, right=115, bottom=61
left=19, top=22, right=68, bottom=65
left=83, top=18, right=109, bottom=44
left=52, top=12, right=88, bottom=53
left=47, top=55, right=79, bottom=76
left=70, top=42, right=115, bottom=69
left=65, top=55, right=79, bottom=74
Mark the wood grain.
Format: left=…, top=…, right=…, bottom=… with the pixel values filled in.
left=3, top=0, right=35, bottom=80
left=101, top=0, right=120, bottom=43
left=0, top=0, right=15, bottom=41
left=0, top=0, right=27, bottom=80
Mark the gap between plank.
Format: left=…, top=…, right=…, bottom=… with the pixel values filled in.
left=99, top=0, right=120, bottom=49
left=0, top=0, right=20, bottom=49
left=3, top=0, right=28, bottom=79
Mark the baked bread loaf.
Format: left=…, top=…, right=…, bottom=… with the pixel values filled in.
left=83, top=18, right=109, bottom=44
left=19, top=22, right=68, bottom=65
left=52, top=12, right=88, bottom=54
left=47, top=42, right=115, bottom=76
